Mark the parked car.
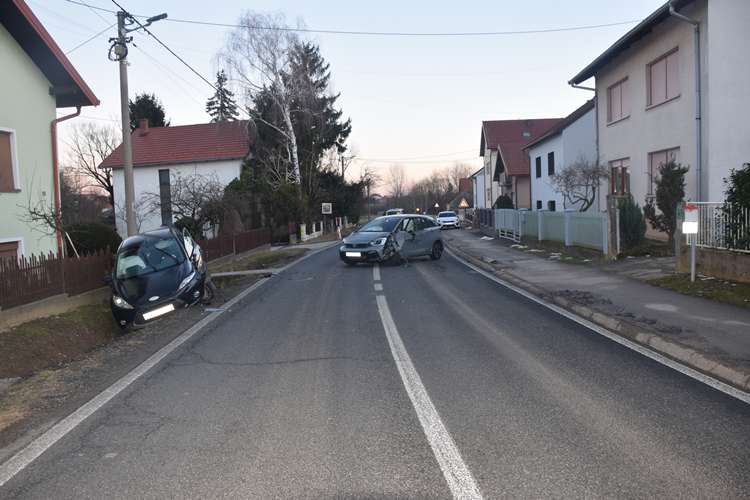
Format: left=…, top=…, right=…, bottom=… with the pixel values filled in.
left=339, top=215, right=444, bottom=266
left=437, top=211, right=460, bottom=229
left=103, top=227, right=215, bottom=333
left=385, top=208, right=404, bottom=215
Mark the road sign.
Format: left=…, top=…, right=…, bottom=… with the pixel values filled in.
left=434, top=203, right=439, bottom=208
left=683, top=204, right=698, bottom=234
left=322, top=203, right=332, bottom=214
left=459, top=198, right=469, bottom=208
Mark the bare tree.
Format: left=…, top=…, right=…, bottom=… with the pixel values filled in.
left=62, top=120, right=121, bottom=206
left=115, top=194, right=154, bottom=234
left=448, top=162, right=475, bottom=192
left=218, top=11, right=304, bottom=185
left=548, top=152, right=609, bottom=212
left=386, top=164, right=408, bottom=205
left=143, top=170, right=227, bottom=237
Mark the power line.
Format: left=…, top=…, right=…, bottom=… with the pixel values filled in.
left=66, top=2, right=640, bottom=37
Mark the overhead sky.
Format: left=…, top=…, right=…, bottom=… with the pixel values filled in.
left=30, top=0, right=667, bottom=193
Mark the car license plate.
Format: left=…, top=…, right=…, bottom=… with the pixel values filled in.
left=143, top=303, right=175, bottom=321
left=346, top=251, right=362, bottom=258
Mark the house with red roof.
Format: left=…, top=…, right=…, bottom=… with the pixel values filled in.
left=99, top=120, right=251, bottom=237
left=479, top=118, right=561, bottom=210
left=568, top=0, right=750, bottom=205
left=524, top=99, right=597, bottom=212
left=0, top=0, right=99, bottom=260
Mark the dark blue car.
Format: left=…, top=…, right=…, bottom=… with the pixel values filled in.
left=103, top=227, right=213, bottom=333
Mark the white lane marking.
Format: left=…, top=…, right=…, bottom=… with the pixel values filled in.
left=374, top=283, right=383, bottom=291
left=446, top=248, right=750, bottom=405
left=375, top=294, right=483, bottom=499
left=373, top=264, right=381, bottom=281
left=0, top=278, right=270, bottom=487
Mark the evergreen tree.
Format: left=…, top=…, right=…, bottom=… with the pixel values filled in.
left=206, top=70, right=239, bottom=122
left=723, top=162, right=750, bottom=250
left=618, top=194, right=647, bottom=252
left=643, top=155, right=689, bottom=246
left=129, top=93, right=170, bottom=132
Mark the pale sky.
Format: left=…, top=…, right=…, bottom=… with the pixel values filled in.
left=30, top=0, right=668, bottom=194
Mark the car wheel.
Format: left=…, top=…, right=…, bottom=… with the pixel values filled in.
left=344, top=259, right=358, bottom=266
left=429, top=241, right=443, bottom=260
left=204, top=279, right=217, bottom=303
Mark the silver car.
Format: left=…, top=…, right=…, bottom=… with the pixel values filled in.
left=340, top=215, right=444, bottom=266
left=437, top=211, right=460, bottom=229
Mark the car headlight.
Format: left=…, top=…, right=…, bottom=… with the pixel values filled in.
left=178, top=271, right=196, bottom=292
left=369, top=237, right=386, bottom=246
left=112, top=295, right=133, bottom=309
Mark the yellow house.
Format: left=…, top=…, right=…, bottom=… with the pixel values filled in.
left=0, top=0, right=99, bottom=260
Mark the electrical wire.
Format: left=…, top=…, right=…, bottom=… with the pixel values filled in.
left=66, top=2, right=640, bottom=37
left=65, top=23, right=115, bottom=54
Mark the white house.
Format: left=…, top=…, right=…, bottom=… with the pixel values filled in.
left=568, top=0, right=750, bottom=204
left=525, top=99, right=597, bottom=212
left=100, top=120, right=250, bottom=238
left=470, top=167, right=485, bottom=210
left=480, top=118, right=561, bottom=210
left=0, top=0, right=99, bottom=260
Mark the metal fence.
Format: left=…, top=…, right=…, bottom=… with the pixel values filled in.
left=0, top=248, right=111, bottom=310
left=197, top=227, right=271, bottom=263
left=689, top=202, right=750, bottom=254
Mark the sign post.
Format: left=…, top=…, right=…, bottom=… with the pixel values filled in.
left=322, top=203, right=332, bottom=236
left=683, top=204, right=698, bottom=282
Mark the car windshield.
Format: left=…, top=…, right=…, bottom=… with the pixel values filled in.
left=116, top=237, right=186, bottom=279
left=439, top=212, right=457, bottom=218
left=357, top=217, right=402, bottom=233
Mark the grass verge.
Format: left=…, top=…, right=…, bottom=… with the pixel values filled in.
left=212, top=248, right=309, bottom=272
left=649, top=273, right=750, bottom=310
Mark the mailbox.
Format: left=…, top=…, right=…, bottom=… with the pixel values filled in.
left=683, top=204, right=698, bottom=234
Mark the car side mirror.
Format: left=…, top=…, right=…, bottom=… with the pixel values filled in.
left=408, top=230, right=415, bottom=238
left=101, top=275, right=113, bottom=288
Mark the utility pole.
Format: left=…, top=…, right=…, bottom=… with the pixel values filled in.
left=116, top=11, right=136, bottom=237
left=110, top=10, right=167, bottom=237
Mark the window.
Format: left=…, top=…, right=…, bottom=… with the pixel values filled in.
left=648, top=50, right=679, bottom=106
left=0, top=240, right=19, bottom=262
left=548, top=152, right=555, bottom=176
left=649, top=148, right=680, bottom=195
left=536, top=200, right=542, bottom=210
left=522, top=131, right=531, bottom=138
left=158, top=169, right=172, bottom=226
left=0, top=129, right=18, bottom=191
left=486, top=187, right=491, bottom=203
left=610, top=158, right=631, bottom=196
left=607, top=78, right=630, bottom=122
left=548, top=200, right=556, bottom=212
left=535, top=157, right=542, bottom=178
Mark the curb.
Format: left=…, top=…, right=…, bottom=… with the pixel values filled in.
left=445, top=241, right=750, bottom=393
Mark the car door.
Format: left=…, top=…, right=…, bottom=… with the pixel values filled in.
left=397, top=218, right=418, bottom=257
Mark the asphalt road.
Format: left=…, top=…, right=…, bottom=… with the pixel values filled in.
left=1, top=246, right=749, bottom=498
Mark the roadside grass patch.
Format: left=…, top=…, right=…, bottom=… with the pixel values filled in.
left=0, top=301, right=115, bottom=380
left=620, top=238, right=673, bottom=258
left=212, top=248, right=309, bottom=273
left=649, top=273, right=750, bottom=309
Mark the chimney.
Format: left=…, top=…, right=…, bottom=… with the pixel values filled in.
left=139, top=119, right=149, bottom=136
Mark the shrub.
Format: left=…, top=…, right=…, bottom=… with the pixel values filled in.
left=493, top=195, right=514, bottom=209
left=643, top=155, right=689, bottom=246
left=723, top=163, right=750, bottom=251
left=64, top=221, right=122, bottom=257
left=618, top=194, right=647, bottom=252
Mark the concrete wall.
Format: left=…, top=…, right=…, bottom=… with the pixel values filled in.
left=596, top=1, right=707, bottom=206
left=705, top=0, right=750, bottom=201
left=676, top=247, right=750, bottom=284
left=0, top=24, right=59, bottom=257
left=113, top=160, right=242, bottom=238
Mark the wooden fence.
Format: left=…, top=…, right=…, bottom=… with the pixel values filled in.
left=0, top=248, right=111, bottom=310
left=197, top=227, right=270, bottom=263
